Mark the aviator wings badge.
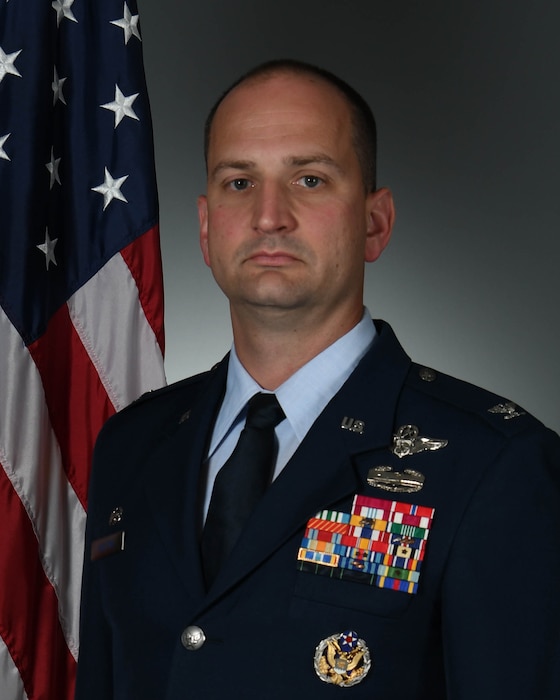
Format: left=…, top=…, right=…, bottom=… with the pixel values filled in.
left=392, top=424, right=448, bottom=459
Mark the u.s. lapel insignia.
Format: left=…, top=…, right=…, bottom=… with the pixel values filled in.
left=178, top=409, right=191, bottom=424
left=488, top=402, right=526, bottom=420
left=297, top=496, right=435, bottom=594
left=314, top=630, right=371, bottom=687
left=392, top=424, right=448, bottom=458
left=341, top=416, right=365, bottom=434
left=367, top=466, right=425, bottom=493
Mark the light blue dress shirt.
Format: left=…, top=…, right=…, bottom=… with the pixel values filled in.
left=202, top=309, right=377, bottom=518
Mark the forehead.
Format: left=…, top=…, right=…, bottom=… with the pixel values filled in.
left=207, top=72, right=354, bottom=160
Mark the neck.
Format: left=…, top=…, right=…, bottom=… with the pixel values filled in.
left=230, top=304, right=364, bottom=390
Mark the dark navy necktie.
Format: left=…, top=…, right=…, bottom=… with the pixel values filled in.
left=201, top=392, right=285, bottom=587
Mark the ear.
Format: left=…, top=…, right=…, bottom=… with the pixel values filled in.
left=364, top=187, right=395, bottom=263
left=197, top=195, right=211, bottom=267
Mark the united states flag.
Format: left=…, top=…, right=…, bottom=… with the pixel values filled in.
left=0, top=1, right=166, bottom=698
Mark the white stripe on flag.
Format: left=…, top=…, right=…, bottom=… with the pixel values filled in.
left=0, top=306, right=85, bottom=658
left=67, top=250, right=166, bottom=412
left=0, top=639, right=29, bottom=700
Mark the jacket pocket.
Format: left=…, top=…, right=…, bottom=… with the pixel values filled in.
left=291, top=569, right=414, bottom=620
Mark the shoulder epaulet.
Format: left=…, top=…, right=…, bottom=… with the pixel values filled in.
left=406, top=363, right=541, bottom=438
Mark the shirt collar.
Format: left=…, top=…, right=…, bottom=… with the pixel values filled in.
left=208, top=308, right=376, bottom=455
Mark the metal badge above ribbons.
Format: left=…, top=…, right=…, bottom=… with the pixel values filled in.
left=392, top=425, right=448, bottom=458
left=367, top=466, right=425, bottom=493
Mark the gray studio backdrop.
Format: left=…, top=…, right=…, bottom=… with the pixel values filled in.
left=138, top=0, right=559, bottom=433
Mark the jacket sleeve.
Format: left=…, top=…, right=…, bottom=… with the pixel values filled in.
left=441, top=425, right=560, bottom=698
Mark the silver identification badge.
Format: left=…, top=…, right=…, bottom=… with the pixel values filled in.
left=91, top=531, right=125, bottom=561
left=314, top=630, right=371, bottom=688
left=367, top=466, right=425, bottom=493
left=392, top=424, right=448, bottom=458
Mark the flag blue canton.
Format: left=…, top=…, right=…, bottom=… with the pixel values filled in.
left=0, top=0, right=158, bottom=345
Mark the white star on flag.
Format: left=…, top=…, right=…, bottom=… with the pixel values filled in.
left=0, top=133, right=10, bottom=161
left=101, top=84, right=140, bottom=128
left=37, top=229, right=58, bottom=270
left=110, top=2, right=141, bottom=44
left=52, top=0, right=78, bottom=26
left=52, top=66, right=67, bottom=105
left=92, top=167, right=129, bottom=210
left=0, top=46, right=22, bottom=83
left=46, top=148, right=62, bottom=188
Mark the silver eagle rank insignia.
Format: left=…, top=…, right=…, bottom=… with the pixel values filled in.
left=488, top=402, right=526, bottom=420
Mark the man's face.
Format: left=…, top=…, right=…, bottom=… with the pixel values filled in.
left=198, top=72, right=392, bottom=327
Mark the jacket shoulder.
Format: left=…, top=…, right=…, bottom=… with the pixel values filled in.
left=126, top=368, right=212, bottom=411
left=404, top=362, right=546, bottom=439
left=96, top=363, right=222, bottom=446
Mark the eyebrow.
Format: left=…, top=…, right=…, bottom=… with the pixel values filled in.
left=209, top=160, right=256, bottom=181
left=209, top=153, right=344, bottom=181
left=287, top=154, right=343, bottom=173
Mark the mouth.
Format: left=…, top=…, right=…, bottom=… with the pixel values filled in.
left=246, top=251, right=299, bottom=266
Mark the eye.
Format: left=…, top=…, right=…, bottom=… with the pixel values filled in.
left=228, top=178, right=252, bottom=191
left=296, top=175, right=323, bottom=189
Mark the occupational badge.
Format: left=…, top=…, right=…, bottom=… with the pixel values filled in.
left=314, top=630, right=371, bottom=687
left=392, top=424, right=448, bottom=458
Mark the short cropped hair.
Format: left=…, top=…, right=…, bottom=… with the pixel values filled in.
left=204, top=59, right=378, bottom=193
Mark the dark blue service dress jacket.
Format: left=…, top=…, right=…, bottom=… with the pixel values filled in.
left=74, top=321, right=560, bottom=699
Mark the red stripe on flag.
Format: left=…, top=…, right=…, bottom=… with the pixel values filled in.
left=120, top=225, right=165, bottom=355
left=0, top=464, right=76, bottom=700
left=27, top=304, right=115, bottom=509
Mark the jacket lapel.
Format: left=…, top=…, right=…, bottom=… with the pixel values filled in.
left=141, top=357, right=229, bottom=597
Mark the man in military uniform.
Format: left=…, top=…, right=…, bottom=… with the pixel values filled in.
left=75, top=60, right=560, bottom=698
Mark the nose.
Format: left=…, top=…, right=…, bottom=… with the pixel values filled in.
left=251, top=181, right=297, bottom=235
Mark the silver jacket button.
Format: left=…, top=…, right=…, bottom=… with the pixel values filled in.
left=181, top=625, right=206, bottom=651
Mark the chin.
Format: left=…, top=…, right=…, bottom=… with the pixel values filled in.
left=238, top=280, right=306, bottom=309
